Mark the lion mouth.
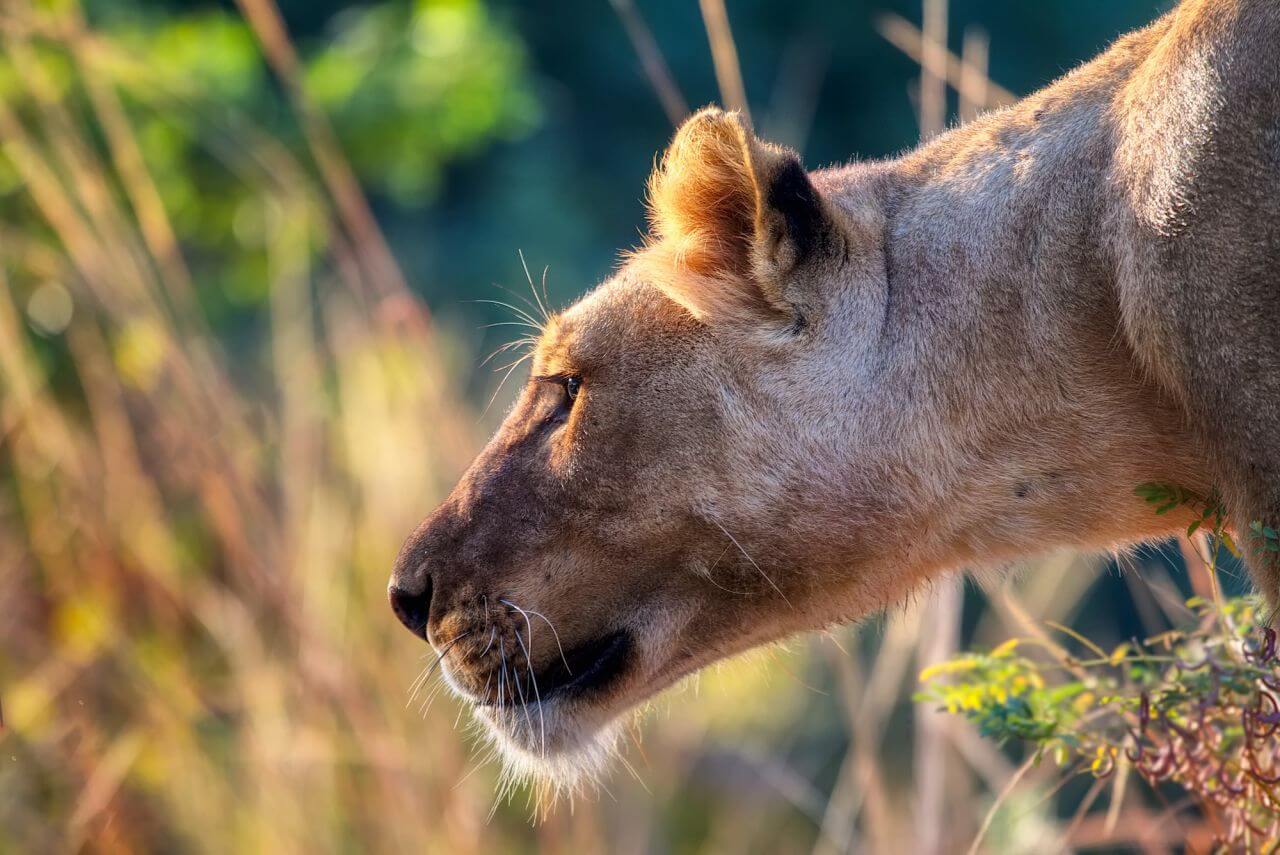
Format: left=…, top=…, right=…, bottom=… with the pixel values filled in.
left=478, top=629, right=632, bottom=706
left=539, top=630, right=632, bottom=700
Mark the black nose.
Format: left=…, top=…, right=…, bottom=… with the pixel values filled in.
left=389, top=578, right=433, bottom=640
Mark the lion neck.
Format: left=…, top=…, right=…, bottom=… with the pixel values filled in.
left=796, top=51, right=1209, bottom=598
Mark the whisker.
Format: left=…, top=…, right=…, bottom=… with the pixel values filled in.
left=518, top=249, right=551, bottom=323
left=482, top=352, right=533, bottom=418
left=493, top=278, right=549, bottom=325
left=454, top=687, right=471, bottom=729
left=710, top=518, right=793, bottom=608
left=501, top=599, right=571, bottom=673
left=540, top=265, right=552, bottom=323
left=478, top=627, right=497, bottom=658
left=476, top=670, right=494, bottom=711
left=419, top=677, right=450, bottom=717
left=509, top=616, right=547, bottom=758
left=407, top=665, right=432, bottom=703
left=700, top=574, right=753, bottom=597
left=700, top=542, right=753, bottom=596
left=479, top=337, right=537, bottom=368
left=481, top=320, right=542, bottom=332
left=454, top=747, right=496, bottom=790
left=489, top=351, right=534, bottom=375
left=469, top=297, right=545, bottom=332
left=510, top=638, right=536, bottom=742
left=498, top=639, right=508, bottom=710
left=406, top=632, right=470, bottom=708
left=486, top=778, right=505, bottom=823
left=483, top=335, right=538, bottom=351
left=470, top=293, right=543, bottom=321
left=616, top=751, right=651, bottom=794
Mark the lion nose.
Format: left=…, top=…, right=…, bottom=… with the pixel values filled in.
left=389, top=577, right=433, bottom=640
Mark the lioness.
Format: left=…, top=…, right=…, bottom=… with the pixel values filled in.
left=389, top=0, right=1279, bottom=783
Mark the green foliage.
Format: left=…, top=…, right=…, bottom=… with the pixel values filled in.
left=920, top=597, right=1280, bottom=847
left=1134, top=481, right=1238, bottom=553
left=1252, top=520, right=1280, bottom=556
left=927, top=483, right=1279, bottom=847
left=0, top=0, right=537, bottom=320
left=306, top=0, right=539, bottom=205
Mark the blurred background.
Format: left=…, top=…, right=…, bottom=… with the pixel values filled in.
left=0, top=0, right=1242, bottom=851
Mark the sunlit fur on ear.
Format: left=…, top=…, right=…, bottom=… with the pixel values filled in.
left=647, top=108, right=758, bottom=280
left=631, top=107, right=790, bottom=327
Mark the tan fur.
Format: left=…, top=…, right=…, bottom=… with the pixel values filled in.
left=391, top=0, right=1280, bottom=784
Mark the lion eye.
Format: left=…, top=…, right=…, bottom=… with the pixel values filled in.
left=563, top=376, right=582, bottom=402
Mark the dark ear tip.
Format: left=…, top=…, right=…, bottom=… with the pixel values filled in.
left=766, top=158, right=825, bottom=261
left=770, top=159, right=817, bottom=205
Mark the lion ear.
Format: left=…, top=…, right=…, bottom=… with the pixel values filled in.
left=642, top=107, right=838, bottom=326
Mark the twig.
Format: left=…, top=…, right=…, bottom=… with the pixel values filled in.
left=958, top=26, right=989, bottom=124
left=876, top=12, right=1017, bottom=110
left=919, top=0, right=948, bottom=140
left=234, top=0, right=412, bottom=308
left=814, top=636, right=893, bottom=855
left=698, top=0, right=750, bottom=122
left=1055, top=773, right=1108, bottom=852
left=609, top=0, right=689, bottom=126
left=915, top=577, right=962, bottom=854
left=967, top=754, right=1037, bottom=855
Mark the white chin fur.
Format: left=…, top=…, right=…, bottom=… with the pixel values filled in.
left=475, top=700, right=622, bottom=794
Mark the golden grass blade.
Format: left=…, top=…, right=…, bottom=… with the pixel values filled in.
left=876, top=12, right=1017, bottom=110
left=919, top=0, right=948, bottom=141
left=698, top=0, right=750, bottom=122
left=234, top=0, right=411, bottom=305
left=64, top=8, right=203, bottom=328
left=959, top=26, right=990, bottom=124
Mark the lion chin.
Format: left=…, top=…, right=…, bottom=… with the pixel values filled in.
left=473, top=699, right=625, bottom=798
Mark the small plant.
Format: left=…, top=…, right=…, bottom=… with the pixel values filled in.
left=922, top=487, right=1280, bottom=849
left=1252, top=521, right=1280, bottom=558
left=920, top=597, right=1280, bottom=848
left=1134, top=482, right=1239, bottom=555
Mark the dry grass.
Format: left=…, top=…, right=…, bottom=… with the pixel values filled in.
left=0, top=2, right=518, bottom=850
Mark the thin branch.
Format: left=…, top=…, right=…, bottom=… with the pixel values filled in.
left=958, top=26, right=990, bottom=124
left=609, top=0, right=689, bottom=126
left=876, top=12, right=1017, bottom=110
left=966, top=754, right=1037, bottom=855
left=234, top=0, right=413, bottom=308
left=919, top=0, right=948, bottom=140
left=915, top=578, right=963, bottom=853
left=698, top=0, right=750, bottom=122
